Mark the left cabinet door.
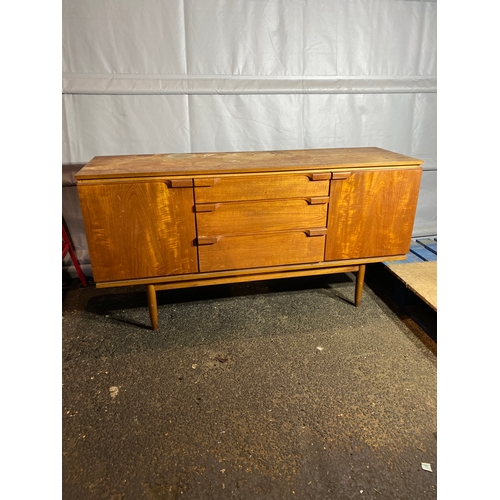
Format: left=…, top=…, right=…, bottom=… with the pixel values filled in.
left=78, top=181, right=198, bottom=282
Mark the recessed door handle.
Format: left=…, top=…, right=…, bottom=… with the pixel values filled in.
left=197, top=235, right=222, bottom=245
left=304, top=228, right=327, bottom=237
left=331, top=172, right=351, bottom=180
left=195, top=203, right=221, bottom=212
left=306, top=197, right=329, bottom=205
left=308, top=173, right=331, bottom=181
left=166, top=179, right=193, bottom=188
left=194, top=178, right=220, bottom=187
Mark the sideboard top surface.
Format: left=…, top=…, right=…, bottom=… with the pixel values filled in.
left=76, top=147, right=423, bottom=180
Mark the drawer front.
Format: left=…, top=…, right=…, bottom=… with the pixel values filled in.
left=194, top=173, right=330, bottom=203
left=196, top=198, right=329, bottom=236
left=198, top=231, right=326, bottom=272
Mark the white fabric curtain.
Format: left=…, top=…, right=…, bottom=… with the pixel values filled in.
left=62, top=0, right=437, bottom=273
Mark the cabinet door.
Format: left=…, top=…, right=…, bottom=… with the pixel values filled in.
left=78, top=181, right=198, bottom=282
left=325, top=169, right=422, bottom=260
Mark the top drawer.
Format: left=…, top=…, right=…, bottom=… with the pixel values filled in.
left=194, top=173, right=330, bottom=203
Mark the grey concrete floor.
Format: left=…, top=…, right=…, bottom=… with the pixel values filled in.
left=62, top=272, right=437, bottom=499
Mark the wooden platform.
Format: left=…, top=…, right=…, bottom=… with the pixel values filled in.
left=385, top=260, right=437, bottom=311
left=385, top=237, right=437, bottom=311
left=365, top=237, right=437, bottom=340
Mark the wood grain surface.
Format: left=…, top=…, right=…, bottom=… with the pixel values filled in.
left=325, top=169, right=422, bottom=260
left=196, top=198, right=328, bottom=236
left=78, top=181, right=198, bottom=282
left=198, top=231, right=326, bottom=272
left=75, top=147, right=423, bottom=180
left=194, top=173, right=330, bottom=203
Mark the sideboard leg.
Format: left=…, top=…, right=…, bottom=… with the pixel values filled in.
left=147, top=285, right=159, bottom=330
left=355, top=265, right=366, bottom=307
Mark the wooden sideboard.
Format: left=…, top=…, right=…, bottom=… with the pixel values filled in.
left=76, top=147, right=423, bottom=330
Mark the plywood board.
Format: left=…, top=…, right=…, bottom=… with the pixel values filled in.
left=385, top=261, right=437, bottom=311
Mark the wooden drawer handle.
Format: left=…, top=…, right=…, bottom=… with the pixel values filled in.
left=305, top=228, right=327, bottom=237
left=198, top=235, right=222, bottom=245
left=331, top=172, right=351, bottom=180
left=308, top=172, right=331, bottom=181
left=166, top=178, right=193, bottom=188
left=306, top=196, right=329, bottom=205
left=195, top=178, right=220, bottom=187
left=195, top=203, right=221, bottom=212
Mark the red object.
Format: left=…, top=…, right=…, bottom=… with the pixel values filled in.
left=63, top=225, right=87, bottom=286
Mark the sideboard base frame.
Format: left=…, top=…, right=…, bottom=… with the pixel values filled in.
left=140, top=262, right=374, bottom=331
left=91, top=256, right=407, bottom=331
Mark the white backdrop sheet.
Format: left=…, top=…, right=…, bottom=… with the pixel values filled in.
left=62, top=0, right=437, bottom=274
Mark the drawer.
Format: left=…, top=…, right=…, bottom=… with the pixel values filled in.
left=194, top=173, right=330, bottom=203
left=196, top=198, right=329, bottom=236
left=198, top=230, right=326, bottom=272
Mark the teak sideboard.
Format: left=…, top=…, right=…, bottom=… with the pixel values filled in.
left=76, top=147, right=423, bottom=330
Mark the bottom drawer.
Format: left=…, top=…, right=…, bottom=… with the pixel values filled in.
left=198, top=231, right=326, bottom=272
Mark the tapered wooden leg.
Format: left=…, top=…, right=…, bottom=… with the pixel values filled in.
left=355, top=264, right=366, bottom=307
left=147, top=285, right=158, bottom=330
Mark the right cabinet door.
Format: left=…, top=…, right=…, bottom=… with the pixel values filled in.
left=325, top=168, right=422, bottom=261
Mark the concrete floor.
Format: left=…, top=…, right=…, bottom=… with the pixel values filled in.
left=62, top=272, right=437, bottom=499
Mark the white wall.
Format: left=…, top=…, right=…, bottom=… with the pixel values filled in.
left=62, top=0, right=437, bottom=274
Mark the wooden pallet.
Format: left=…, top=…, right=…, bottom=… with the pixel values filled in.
left=389, top=237, right=437, bottom=264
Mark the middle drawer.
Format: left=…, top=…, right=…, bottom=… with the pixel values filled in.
left=195, top=198, right=329, bottom=236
